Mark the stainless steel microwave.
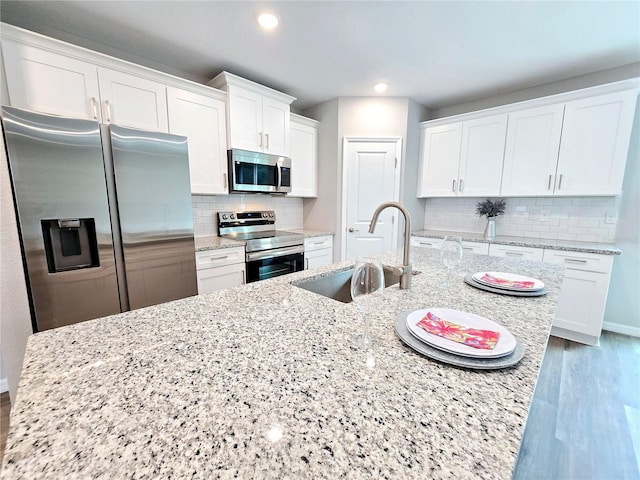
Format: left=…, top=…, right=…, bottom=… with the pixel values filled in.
left=228, top=149, right=291, bottom=194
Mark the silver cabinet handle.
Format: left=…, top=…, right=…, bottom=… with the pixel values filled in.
left=459, top=178, right=463, bottom=193
left=452, top=179, right=457, bottom=192
left=548, top=174, right=553, bottom=190
left=505, top=251, right=524, bottom=257
left=105, top=100, right=112, bottom=123
left=242, top=269, right=246, bottom=284
left=348, top=227, right=359, bottom=233
left=223, top=172, right=227, bottom=189
left=91, top=97, right=98, bottom=119
left=558, top=174, right=563, bottom=190
left=304, top=258, right=309, bottom=270
left=259, top=132, right=263, bottom=147
left=265, top=133, right=270, bottom=148
left=209, top=255, right=229, bottom=262
left=565, top=258, right=588, bottom=264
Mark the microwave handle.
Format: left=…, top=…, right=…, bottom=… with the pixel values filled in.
left=276, top=162, right=282, bottom=190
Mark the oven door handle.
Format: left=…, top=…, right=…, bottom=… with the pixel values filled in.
left=246, top=245, right=304, bottom=262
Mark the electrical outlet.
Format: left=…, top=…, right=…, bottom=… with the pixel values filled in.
left=605, top=212, right=617, bottom=224
left=540, top=210, right=550, bottom=221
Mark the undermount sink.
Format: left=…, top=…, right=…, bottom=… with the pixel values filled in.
left=292, top=267, right=401, bottom=303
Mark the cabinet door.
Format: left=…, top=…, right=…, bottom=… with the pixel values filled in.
left=2, top=40, right=101, bottom=120
left=97, top=68, right=168, bottom=132
left=553, top=270, right=611, bottom=337
left=262, top=97, right=290, bottom=156
left=501, top=104, right=564, bottom=196
left=289, top=119, right=318, bottom=197
left=226, top=85, right=263, bottom=152
left=167, top=87, right=228, bottom=195
left=197, top=263, right=245, bottom=294
left=488, top=244, right=544, bottom=261
left=555, top=90, right=637, bottom=195
left=305, top=249, right=332, bottom=270
left=417, top=123, right=462, bottom=197
left=458, top=114, right=507, bottom=196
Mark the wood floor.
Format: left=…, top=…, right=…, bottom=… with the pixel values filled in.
left=0, top=332, right=638, bottom=478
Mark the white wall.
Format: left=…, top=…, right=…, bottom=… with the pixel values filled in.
left=302, top=97, right=427, bottom=261
left=430, top=64, right=640, bottom=334
left=604, top=98, right=640, bottom=335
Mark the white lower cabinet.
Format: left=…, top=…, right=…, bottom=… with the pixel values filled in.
left=196, top=247, right=245, bottom=294
left=304, top=236, right=333, bottom=270
left=488, top=243, right=544, bottom=262
left=542, top=249, right=613, bottom=345
left=410, top=236, right=489, bottom=255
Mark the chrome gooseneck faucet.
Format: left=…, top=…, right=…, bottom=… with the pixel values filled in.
left=368, top=201, right=412, bottom=289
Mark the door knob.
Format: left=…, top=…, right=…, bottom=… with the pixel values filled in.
left=348, top=227, right=359, bottom=232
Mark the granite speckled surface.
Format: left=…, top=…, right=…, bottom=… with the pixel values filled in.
left=2, top=248, right=563, bottom=479
left=412, top=229, right=621, bottom=255
left=194, top=235, right=245, bottom=252
left=287, top=229, right=334, bottom=239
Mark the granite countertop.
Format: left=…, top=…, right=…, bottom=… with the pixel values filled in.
left=412, top=229, right=621, bottom=255
left=2, top=248, right=563, bottom=479
left=194, top=230, right=334, bottom=252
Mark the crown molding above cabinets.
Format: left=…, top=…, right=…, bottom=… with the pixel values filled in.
left=417, top=79, right=639, bottom=198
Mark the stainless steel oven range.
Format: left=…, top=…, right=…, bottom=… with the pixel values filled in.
left=218, top=210, right=304, bottom=283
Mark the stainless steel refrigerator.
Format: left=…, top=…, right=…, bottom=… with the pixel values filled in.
left=2, top=106, right=197, bottom=332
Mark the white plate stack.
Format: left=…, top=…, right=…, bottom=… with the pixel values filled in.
left=464, top=271, right=547, bottom=297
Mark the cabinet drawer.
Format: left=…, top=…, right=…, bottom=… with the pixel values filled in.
left=410, top=237, right=441, bottom=249
left=542, top=249, right=613, bottom=273
left=304, top=235, right=333, bottom=252
left=488, top=244, right=544, bottom=261
left=197, top=263, right=245, bottom=294
left=461, top=241, right=489, bottom=255
left=196, top=246, right=244, bottom=270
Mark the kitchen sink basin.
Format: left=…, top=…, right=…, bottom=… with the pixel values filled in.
left=292, top=267, right=401, bottom=303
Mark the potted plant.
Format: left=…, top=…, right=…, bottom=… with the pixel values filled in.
left=476, top=199, right=506, bottom=239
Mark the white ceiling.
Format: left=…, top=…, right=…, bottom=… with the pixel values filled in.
left=1, top=1, right=639, bottom=111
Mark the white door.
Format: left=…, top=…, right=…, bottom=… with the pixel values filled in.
left=458, top=114, right=507, bottom=196
left=262, top=97, right=290, bottom=156
left=2, top=40, right=102, bottom=120
left=97, top=67, right=168, bottom=132
left=555, top=90, right=637, bottom=196
left=501, top=104, right=565, bottom=196
left=167, top=87, right=228, bottom=195
left=344, top=139, right=401, bottom=260
left=417, top=123, right=462, bottom=197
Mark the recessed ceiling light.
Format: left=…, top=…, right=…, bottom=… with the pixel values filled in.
left=374, top=83, right=388, bottom=93
left=258, top=12, right=279, bottom=30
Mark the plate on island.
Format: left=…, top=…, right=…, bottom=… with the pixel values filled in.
left=405, top=308, right=516, bottom=359
left=394, top=312, right=525, bottom=370
left=464, top=275, right=548, bottom=297
left=472, top=271, right=545, bottom=291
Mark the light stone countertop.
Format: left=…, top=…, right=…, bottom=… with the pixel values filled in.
left=287, top=229, right=334, bottom=239
left=2, top=248, right=563, bottom=479
left=413, top=229, right=621, bottom=255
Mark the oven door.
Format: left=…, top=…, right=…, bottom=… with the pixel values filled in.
left=245, top=245, right=304, bottom=283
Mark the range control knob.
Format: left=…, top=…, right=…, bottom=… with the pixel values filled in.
left=221, top=214, right=228, bottom=220
left=269, top=212, right=274, bottom=218
left=262, top=212, right=267, bottom=218
left=230, top=213, right=236, bottom=219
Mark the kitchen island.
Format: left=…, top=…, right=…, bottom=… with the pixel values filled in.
left=2, top=248, right=563, bottom=479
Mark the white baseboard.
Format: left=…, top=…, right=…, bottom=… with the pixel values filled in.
left=602, top=321, right=640, bottom=338
left=0, top=377, right=8, bottom=393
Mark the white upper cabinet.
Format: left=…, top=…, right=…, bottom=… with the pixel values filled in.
left=209, top=72, right=296, bottom=157
left=458, top=114, right=507, bottom=196
left=417, top=123, right=462, bottom=197
left=167, top=87, right=228, bottom=195
left=289, top=113, right=319, bottom=197
left=417, top=114, right=506, bottom=197
left=2, top=39, right=102, bottom=120
left=97, top=68, right=168, bottom=132
left=501, top=104, right=565, bottom=196
left=418, top=81, right=638, bottom=198
left=554, top=90, right=637, bottom=196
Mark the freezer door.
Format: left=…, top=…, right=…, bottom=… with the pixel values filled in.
left=109, top=125, right=197, bottom=310
left=1, top=106, right=122, bottom=331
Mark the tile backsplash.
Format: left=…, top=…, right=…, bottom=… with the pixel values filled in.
left=192, top=195, right=304, bottom=237
left=423, top=196, right=620, bottom=243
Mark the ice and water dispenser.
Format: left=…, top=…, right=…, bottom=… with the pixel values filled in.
left=41, top=218, right=100, bottom=273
